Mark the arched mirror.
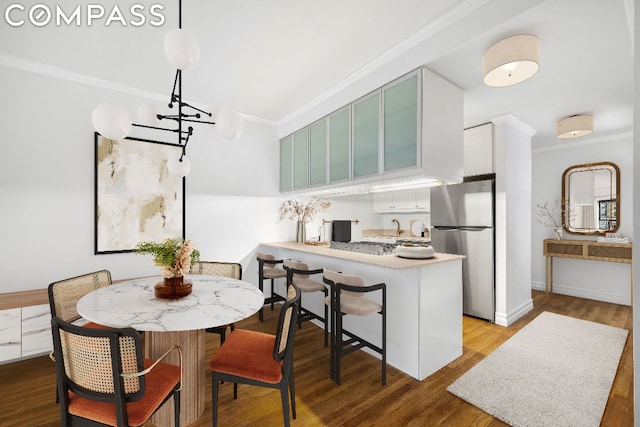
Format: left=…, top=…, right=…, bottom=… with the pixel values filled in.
left=561, top=162, right=620, bottom=235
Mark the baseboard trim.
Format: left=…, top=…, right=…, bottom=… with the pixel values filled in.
left=531, top=281, right=630, bottom=306
left=495, top=298, right=534, bottom=327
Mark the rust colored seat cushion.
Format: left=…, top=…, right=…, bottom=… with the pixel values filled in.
left=209, top=329, right=283, bottom=384
left=67, top=359, right=180, bottom=427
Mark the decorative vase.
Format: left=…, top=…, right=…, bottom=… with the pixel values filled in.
left=296, top=220, right=306, bottom=243
left=554, top=227, right=563, bottom=240
left=154, top=276, right=193, bottom=299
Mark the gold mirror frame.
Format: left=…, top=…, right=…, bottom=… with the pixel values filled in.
left=561, top=161, right=620, bottom=235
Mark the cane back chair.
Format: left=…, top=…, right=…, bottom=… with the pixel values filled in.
left=51, top=316, right=182, bottom=427
left=190, top=261, right=243, bottom=344
left=48, top=270, right=112, bottom=327
left=209, top=284, right=301, bottom=427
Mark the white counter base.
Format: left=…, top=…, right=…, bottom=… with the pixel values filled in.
left=261, top=243, right=463, bottom=380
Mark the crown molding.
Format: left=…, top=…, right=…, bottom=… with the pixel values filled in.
left=532, top=131, right=633, bottom=153
left=278, top=0, right=492, bottom=128
left=0, top=52, right=276, bottom=126
left=491, top=114, right=538, bottom=136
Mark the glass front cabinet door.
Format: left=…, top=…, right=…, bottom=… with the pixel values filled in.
left=328, top=106, right=351, bottom=183
left=292, top=128, right=309, bottom=189
left=309, top=118, right=327, bottom=186
left=383, top=72, right=419, bottom=172
left=352, top=92, right=380, bottom=178
left=279, top=135, right=292, bottom=192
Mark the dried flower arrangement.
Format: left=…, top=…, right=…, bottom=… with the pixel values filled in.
left=536, top=199, right=562, bottom=228
left=278, top=198, right=332, bottom=223
left=134, top=237, right=200, bottom=278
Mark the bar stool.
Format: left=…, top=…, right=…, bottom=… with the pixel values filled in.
left=283, top=260, right=328, bottom=347
left=257, top=252, right=287, bottom=322
left=323, top=268, right=387, bottom=386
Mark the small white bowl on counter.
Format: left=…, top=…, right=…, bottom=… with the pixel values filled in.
left=395, top=243, right=436, bottom=259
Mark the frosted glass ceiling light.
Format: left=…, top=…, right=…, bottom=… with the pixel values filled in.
left=557, top=115, right=593, bottom=139
left=90, top=0, right=243, bottom=177
left=483, top=34, right=540, bottom=87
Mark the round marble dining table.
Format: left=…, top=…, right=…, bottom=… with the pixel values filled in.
left=77, top=275, right=264, bottom=427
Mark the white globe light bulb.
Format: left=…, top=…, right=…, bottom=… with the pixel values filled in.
left=137, top=103, right=162, bottom=126
left=216, top=108, right=244, bottom=140
left=167, top=155, right=191, bottom=177
left=164, top=29, right=200, bottom=70
left=91, top=103, right=132, bottom=140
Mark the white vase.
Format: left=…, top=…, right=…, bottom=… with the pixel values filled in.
left=296, top=221, right=306, bottom=243
left=554, top=227, right=563, bottom=240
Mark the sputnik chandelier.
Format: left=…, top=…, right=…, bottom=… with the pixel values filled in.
left=91, top=0, right=243, bottom=177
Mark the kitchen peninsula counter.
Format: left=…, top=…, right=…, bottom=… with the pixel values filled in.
left=261, top=241, right=463, bottom=269
left=259, top=241, right=464, bottom=381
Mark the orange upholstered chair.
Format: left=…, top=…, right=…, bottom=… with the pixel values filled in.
left=51, top=316, right=182, bottom=427
left=190, top=261, right=243, bottom=344
left=323, top=269, right=387, bottom=386
left=48, top=270, right=113, bottom=328
left=209, top=284, right=301, bottom=427
left=257, top=252, right=287, bottom=322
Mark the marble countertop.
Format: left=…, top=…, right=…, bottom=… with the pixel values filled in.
left=262, top=241, right=464, bottom=270
left=76, top=275, right=264, bottom=332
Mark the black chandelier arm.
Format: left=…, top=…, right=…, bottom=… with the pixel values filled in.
left=131, top=123, right=191, bottom=137
left=180, top=101, right=212, bottom=118
left=168, top=70, right=181, bottom=108
left=180, top=117, right=216, bottom=125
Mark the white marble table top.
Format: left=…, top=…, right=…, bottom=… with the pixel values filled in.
left=76, top=275, right=264, bottom=332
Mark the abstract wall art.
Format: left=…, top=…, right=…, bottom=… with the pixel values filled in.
left=94, top=133, right=185, bottom=254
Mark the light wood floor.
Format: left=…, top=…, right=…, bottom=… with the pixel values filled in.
left=0, top=291, right=633, bottom=426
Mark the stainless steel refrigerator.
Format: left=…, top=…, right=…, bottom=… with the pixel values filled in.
left=430, top=179, right=495, bottom=321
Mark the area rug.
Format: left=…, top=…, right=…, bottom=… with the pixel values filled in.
left=447, top=311, right=628, bottom=427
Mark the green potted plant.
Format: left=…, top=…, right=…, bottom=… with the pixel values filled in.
left=134, top=237, right=201, bottom=299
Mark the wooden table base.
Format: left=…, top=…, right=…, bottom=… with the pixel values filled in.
left=145, top=329, right=205, bottom=427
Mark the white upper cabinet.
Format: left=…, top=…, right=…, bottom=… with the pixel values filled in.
left=279, top=67, right=463, bottom=194
left=372, top=188, right=430, bottom=212
left=463, top=123, right=494, bottom=177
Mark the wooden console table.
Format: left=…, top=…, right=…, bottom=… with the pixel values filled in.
left=543, top=238, right=633, bottom=296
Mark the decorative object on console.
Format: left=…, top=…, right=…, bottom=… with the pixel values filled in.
left=483, top=34, right=540, bottom=87
left=536, top=199, right=563, bottom=240
left=557, top=114, right=593, bottom=139
left=91, top=0, right=243, bottom=178
left=278, top=199, right=332, bottom=243
left=134, top=238, right=200, bottom=299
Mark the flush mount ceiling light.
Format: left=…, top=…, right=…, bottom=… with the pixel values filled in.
left=483, top=34, right=540, bottom=87
left=91, top=0, right=243, bottom=177
left=556, top=115, right=593, bottom=139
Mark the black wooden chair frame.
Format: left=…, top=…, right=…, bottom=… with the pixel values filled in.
left=323, top=277, right=387, bottom=386
left=51, top=317, right=181, bottom=427
left=211, top=285, right=301, bottom=427
left=257, top=255, right=287, bottom=322
left=284, top=265, right=329, bottom=347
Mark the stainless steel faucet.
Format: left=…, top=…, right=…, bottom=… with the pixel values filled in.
left=391, top=219, right=400, bottom=236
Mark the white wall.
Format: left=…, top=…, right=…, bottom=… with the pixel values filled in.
left=531, top=134, right=633, bottom=305
left=0, top=65, right=285, bottom=293
left=492, top=116, right=534, bottom=326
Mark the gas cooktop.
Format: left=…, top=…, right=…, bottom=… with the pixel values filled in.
left=329, top=241, right=397, bottom=255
